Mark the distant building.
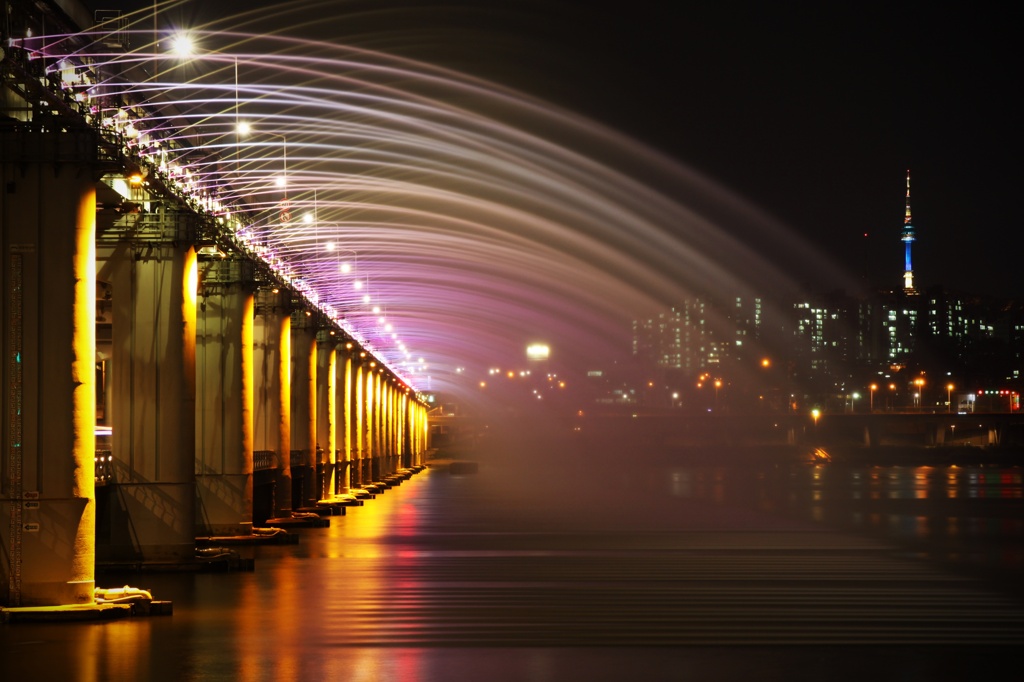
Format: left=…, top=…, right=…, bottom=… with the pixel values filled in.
left=788, top=291, right=857, bottom=388
left=632, top=293, right=765, bottom=373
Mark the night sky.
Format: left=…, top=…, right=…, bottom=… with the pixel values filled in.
left=99, top=1, right=1021, bottom=298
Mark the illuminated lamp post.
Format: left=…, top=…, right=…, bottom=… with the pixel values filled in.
left=236, top=123, right=288, bottom=217
left=869, top=383, right=877, bottom=412
left=914, top=377, right=925, bottom=410
left=167, top=35, right=248, bottom=213
left=947, top=383, right=954, bottom=413
left=714, top=379, right=722, bottom=410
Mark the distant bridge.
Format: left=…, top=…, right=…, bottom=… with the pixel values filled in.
left=574, top=411, right=1024, bottom=451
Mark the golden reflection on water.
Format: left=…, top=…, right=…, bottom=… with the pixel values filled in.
left=658, top=461, right=1021, bottom=553
left=214, top=475, right=433, bottom=676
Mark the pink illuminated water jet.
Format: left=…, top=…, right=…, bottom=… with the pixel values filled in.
left=41, top=4, right=855, bottom=397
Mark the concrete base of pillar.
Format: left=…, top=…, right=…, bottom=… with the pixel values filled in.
left=16, top=579, right=95, bottom=608
left=199, top=521, right=255, bottom=537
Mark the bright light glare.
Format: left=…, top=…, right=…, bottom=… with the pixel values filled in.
left=170, top=34, right=194, bottom=58
left=526, top=343, right=550, bottom=360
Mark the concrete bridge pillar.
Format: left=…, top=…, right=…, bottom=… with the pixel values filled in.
left=336, top=346, right=353, bottom=494
left=397, top=391, right=407, bottom=468
left=195, top=264, right=255, bottom=536
left=366, top=365, right=377, bottom=482
left=420, top=403, right=429, bottom=461
left=393, top=385, right=403, bottom=471
left=400, top=392, right=411, bottom=468
left=414, top=395, right=423, bottom=466
left=1, top=130, right=97, bottom=606
left=383, top=379, right=394, bottom=475
left=863, top=424, right=877, bottom=447
left=383, top=375, right=393, bottom=475
left=374, top=370, right=384, bottom=481
left=406, top=395, right=417, bottom=464
left=352, top=360, right=365, bottom=487
left=101, top=237, right=197, bottom=563
left=253, top=289, right=291, bottom=519
left=315, top=332, right=336, bottom=499
left=289, top=317, right=317, bottom=508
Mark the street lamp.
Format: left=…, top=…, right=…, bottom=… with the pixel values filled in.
left=946, top=383, right=954, bottom=413
left=166, top=37, right=246, bottom=209
left=869, top=383, right=877, bottom=412
left=913, top=378, right=925, bottom=409
left=169, top=33, right=194, bottom=59
left=851, top=392, right=860, bottom=413
left=334, top=248, right=357, bottom=276
left=236, top=123, right=288, bottom=218
left=714, top=379, right=722, bottom=410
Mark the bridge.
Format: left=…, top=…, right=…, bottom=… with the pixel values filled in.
left=1, top=0, right=430, bottom=608
left=6, top=1, right=1022, bottom=617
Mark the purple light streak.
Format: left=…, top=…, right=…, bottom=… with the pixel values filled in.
left=35, top=16, right=850, bottom=396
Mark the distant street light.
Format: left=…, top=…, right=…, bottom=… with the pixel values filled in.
left=947, top=383, right=954, bottom=413
left=236, top=123, right=288, bottom=220
left=869, top=383, right=877, bottom=412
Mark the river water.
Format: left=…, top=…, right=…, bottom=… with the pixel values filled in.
left=3, top=422, right=1023, bottom=681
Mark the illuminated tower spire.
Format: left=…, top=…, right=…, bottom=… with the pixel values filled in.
left=901, top=169, right=917, bottom=293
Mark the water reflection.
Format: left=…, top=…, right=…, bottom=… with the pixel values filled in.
left=2, top=454, right=1022, bottom=681
left=659, top=461, right=1024, bottom=580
